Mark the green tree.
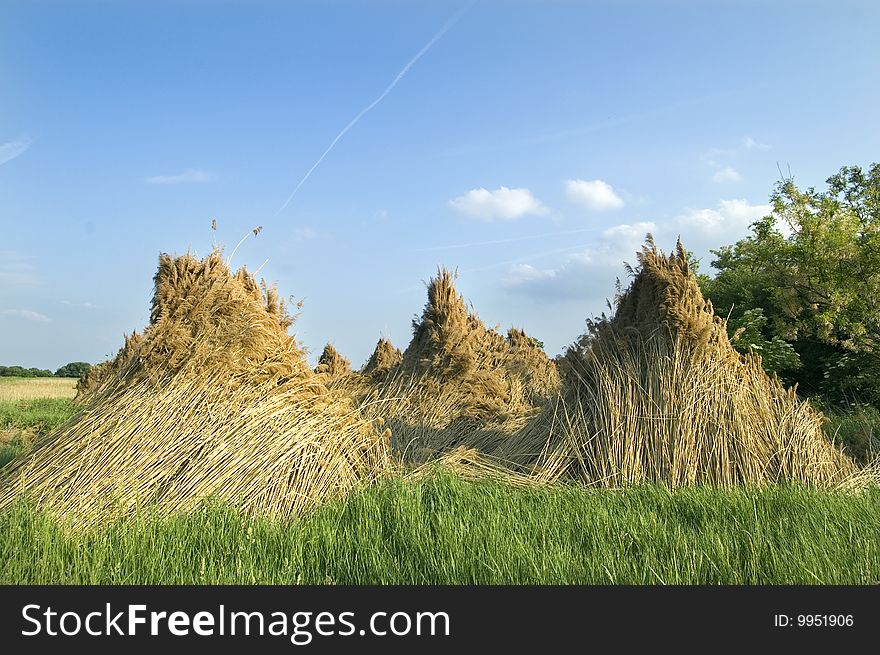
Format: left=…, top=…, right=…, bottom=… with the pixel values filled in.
left=727, top=308, right=802, bottom=375
left=54, top=362, right=92, bottom=378
left=0, top=365, right=53, bottom=377
left=701, top=163, right=880, bottom=405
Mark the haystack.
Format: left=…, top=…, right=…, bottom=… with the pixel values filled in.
left=0, top=250, right=391, bottom=529
left=401, top=269, right=558, bottom=419
left=506, top=328, right=561, bottom=404
left=493, top=237, right=858, bottom=487
left=361, top=337, right=403, bottom=380
left=314, top=343, right=352, bottom=378
left=74, top=331, right=143, bottom=401
left=361, top=268, right=559, bottom=461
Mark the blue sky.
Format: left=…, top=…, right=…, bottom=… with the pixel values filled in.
left=2, top=0, right=879, bottom=370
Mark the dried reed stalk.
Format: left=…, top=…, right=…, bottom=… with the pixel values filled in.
left=0, top=249, right=392, bottom=530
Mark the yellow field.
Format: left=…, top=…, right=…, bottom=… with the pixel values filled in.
left=0, top=377, right=77, bottom=402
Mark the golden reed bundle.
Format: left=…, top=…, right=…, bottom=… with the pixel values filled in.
left=352, top=268, right=560, bottom=462
left=2, top=238, right=871, bottom=531
left=361, top=337, right=403, bottom=381
left=0, top=250, right=392, bottom=530
left=489, top=237, right=862, bottom=488
left=314, top=343, right=352, bottom=378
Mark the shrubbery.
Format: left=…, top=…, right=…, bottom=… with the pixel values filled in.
left=0, top=366, right=54, bottom=378
left=53, top=362, right=91, bottom=378
left=700, top=163, right=880, bottom=407
left=0, top=362, right=92, bottom=378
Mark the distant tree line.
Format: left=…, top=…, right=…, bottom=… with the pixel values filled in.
left=698, top=162, right=880, bottom=408
left=0, top=362, right=92, bottom=378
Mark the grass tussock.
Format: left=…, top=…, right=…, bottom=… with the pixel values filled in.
left=0, top=250, right=392, bottom=531
left=2, top=472, right=878, bottom=584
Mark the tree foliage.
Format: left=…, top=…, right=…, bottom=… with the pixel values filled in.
left=0, top=363, right=93, bottom=378
left=0, top=366, right=54, bottom=378
left=728, top=308, right=802, bottom=374
left=54, top=362, right=92, bottom=378
left=701, top=163, right=880, bottom=405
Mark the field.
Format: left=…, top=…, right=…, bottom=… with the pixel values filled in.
left=2, top=247, right=879, bottom=585
left=0, top=376, right=77, bottom=402
left=0, top=377, right=78, bottom=468
left=1, top=376, right=879, bottom=584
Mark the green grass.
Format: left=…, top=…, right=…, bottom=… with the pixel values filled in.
left=0, top=397, right=78, bottom=466
left=823, top=404, right=880, bottom=464
left=2, top=472, right=878, bottom=584
left=0, top=448, right=20, bottom=469
left=0, top=397, right=77, bottom=433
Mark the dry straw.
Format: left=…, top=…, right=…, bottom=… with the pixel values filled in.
left=354, top=267, right=560, bottom=462
left=400, top=268, right=559, bottom=420
left=0, top=249, right=392, bottom=530
left=1, top=238, right=870, bottom=530
left=75, top=331, right=143, bottom=401
left=490, top=237, right=861, bottom=488
left=314, top=343, right=352, bottom=378
left=361, top=337, right=403, bottom=380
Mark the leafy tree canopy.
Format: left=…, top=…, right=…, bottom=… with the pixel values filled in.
left=54, top=362, right=92, bottom=378
left=700, top=163, right=880, bottom=405
left=0, top=366, right=54, bottom=377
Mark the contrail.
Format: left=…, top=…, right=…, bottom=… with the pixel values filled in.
left=275, top=2, right=474, bottom=216
left=440, top=84, right=768, bottom=158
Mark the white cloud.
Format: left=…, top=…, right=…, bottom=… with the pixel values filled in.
left=565, top=179, right=624, bottom=211
left=449, top=186, right=548, bottom=221
left=506, top=263, right=552, bottom=285
left=505, top=199, right=773, bottom=304
left=702, top=136, right=770, bottom=180
left=668, top=199, right=778, bottom=262
left=602, top=221, right=657, bottom=241
left=2, top=309, right=49, bottom=323
left=712, top=167, right=742, bottom=183
left=744, top=136, right=770, bottom=150
left=144, top=168, right=213, bottom=185
left=504, top=252, right=607, bottom=301
left=0, top=272, right=36, bottom=287
left=676, top=199, right=769, bottom=236
left=0, top=135, right=32, bottom=166
left=704, top=147, right=735, bottom=159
